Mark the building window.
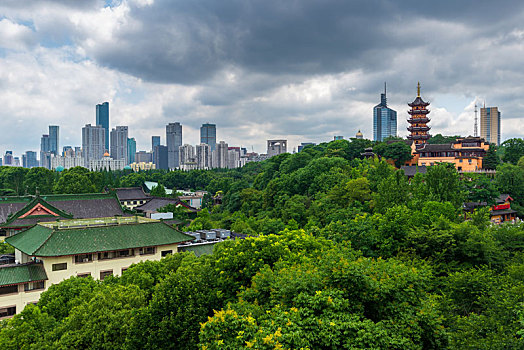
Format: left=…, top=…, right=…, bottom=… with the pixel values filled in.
left=0, top=285, right=18, bottom=295
left=117, top=249, right=133, bottom=258
left=77, top=273, right=91, bottom=278
left=100, top=270, right=113, bottom=280
left=0, top=306, right=16, bottom=318
left=98, top=249, right=134, bottom=260
left=459, top=159, right=463, bottom=163
left=161, top=250, right=173, bottom=257
left=74, top=254, right=93, bottom=264
left=52, top=263, right=67, bottom=271
left=139, top=247, right=156, bottom=255
left=24, top=281, right=45, bottom=292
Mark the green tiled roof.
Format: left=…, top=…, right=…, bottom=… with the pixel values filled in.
left=179, top=243, right=216, bottom=257
left=0, top=263, right=48, bottom=286
left=6, top=221, right=195, bottom=257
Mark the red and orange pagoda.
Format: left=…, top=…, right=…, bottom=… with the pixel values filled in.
left=407, top=82, right=431, bottom=148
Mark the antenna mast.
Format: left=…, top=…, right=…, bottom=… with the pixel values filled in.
left=474, top=103, right=478, bottom=137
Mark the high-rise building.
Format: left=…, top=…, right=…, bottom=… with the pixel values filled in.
left=196, top=143, right=211, bottom=170
left=48, top=125, right=59, bottom=155
left=166, top=122, right=182, bottom=169
left=228, top=147, right=241, bottom=169
left=200, top=123, right=217, bottom=152
left=62, top=146, right=73, bottom=157
left=267, top=140, right=287, bottom=157
left=3, top=151, right=14, bottom=166
left=179, top=144, right=195, bottom=168
left=407, top=82, right=431, bottom=147
left=152, top=136, right=161, bottom=162
left=127, top=138, right=136, bottom=164
left=373, top=83, right=397, bottom=141
left=110, top=126, right=129, bottom=163
left=213, top=141, right=229, bottom=168
left=96, top=102, right=110, bottom=151
left=154, top=145, right=168, bottom=170
left=480, top=106, right=501, bottom=146
left=82, top=124, right=105, bottom=167
left=22, top=151, right=38, bottom=168
left=135, top=151, right=153, bottom=163
left=40, top=134, right=51, bottom=168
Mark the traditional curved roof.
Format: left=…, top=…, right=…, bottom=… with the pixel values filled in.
left=6, top=219, right=195, bottom=257
left=408, top=96, right=430, bottom=107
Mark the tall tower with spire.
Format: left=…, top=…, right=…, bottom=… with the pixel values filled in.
left=407, top=82, right=431, bottom=147
left=373, top=82, right=397, bottom=141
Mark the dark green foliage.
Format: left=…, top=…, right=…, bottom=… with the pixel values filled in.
left=483, top=144, right=500, bottom=170
left=501, top=138, right=524, bottom=164
left=2, top=138, right=524, bottom=349
left=428, top=134, right=460, bottom=144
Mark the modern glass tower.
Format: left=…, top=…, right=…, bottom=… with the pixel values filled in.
left=373, top=84, right=397, bottom=141
left=200, top=123, right=217, bottom=152
left=480, top=106, right=501, bottom=146
left=166, top=122, right=182, bottom=169
left=48, top=125, right=59, bottom=155
left=127, top=138, right=136, bottom=164
left=96, top=102, right=110, bottom=151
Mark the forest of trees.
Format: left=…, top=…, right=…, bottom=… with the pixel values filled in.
left=1, top=137, right=524, bottom=348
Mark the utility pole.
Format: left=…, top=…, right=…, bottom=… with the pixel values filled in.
left=474, top=103, right=478, bottom=137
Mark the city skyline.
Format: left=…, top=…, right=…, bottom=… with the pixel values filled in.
left=0, top=1, right=523, bottom=155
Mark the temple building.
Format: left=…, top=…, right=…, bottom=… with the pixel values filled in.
left=415, top=136, right=489, bottom=172
left=407, top=82, right=431, bottom=147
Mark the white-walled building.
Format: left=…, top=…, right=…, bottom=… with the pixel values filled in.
left=1, top=217, right=194, bottom=318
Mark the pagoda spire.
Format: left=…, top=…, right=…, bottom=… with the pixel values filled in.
left=407, top=83, right=431, bottom=147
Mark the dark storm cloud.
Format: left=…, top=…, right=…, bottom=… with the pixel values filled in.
left=84, top=0, right=524, bottom=86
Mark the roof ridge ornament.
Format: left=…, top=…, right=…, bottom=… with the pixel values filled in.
left=417, top=82, right=421, bottom=97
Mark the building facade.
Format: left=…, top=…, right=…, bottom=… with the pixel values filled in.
left=373, top=85, right=397, bottom=141
left=166, top=122, right=182, bottom=169
left=213, top=141, right=229, bottom=168
left=200, top=123, right=217, bottom=152
left=415, top=137, right=490, bottom=172
left=179, top=144, right=195, bottom=169
left=154, top=145, right=168, bottom=170
left=96, top=102, right=110, bottom=151
left=135, top=151, right=153, bottom=163
left=480, top=106, right=501, bottom=146
left=196, top=143, right=211, bottom=169
left=22, top=151, right=38, bottom=168
left=50, top=155, right=85, bottom=170
left=110, top=126, right=129, bottom=164
left=1, top=217, right=194, bottom=317
left=267, top=140, right=287, bottom=157
left=89, top=152, right=125, bottom=171
left=48, top=126, right=59, bottom=156
left=82, top=124, right=105, bottom=168
left=127, top=138, right=136, bottom=164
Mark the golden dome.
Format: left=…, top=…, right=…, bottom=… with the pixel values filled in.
left=356, top=130, right=363, bottom=137
left=104, top=151, right=110, bottom=157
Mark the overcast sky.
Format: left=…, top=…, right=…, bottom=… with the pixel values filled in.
left=1, top=0, right=523, bottom=156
